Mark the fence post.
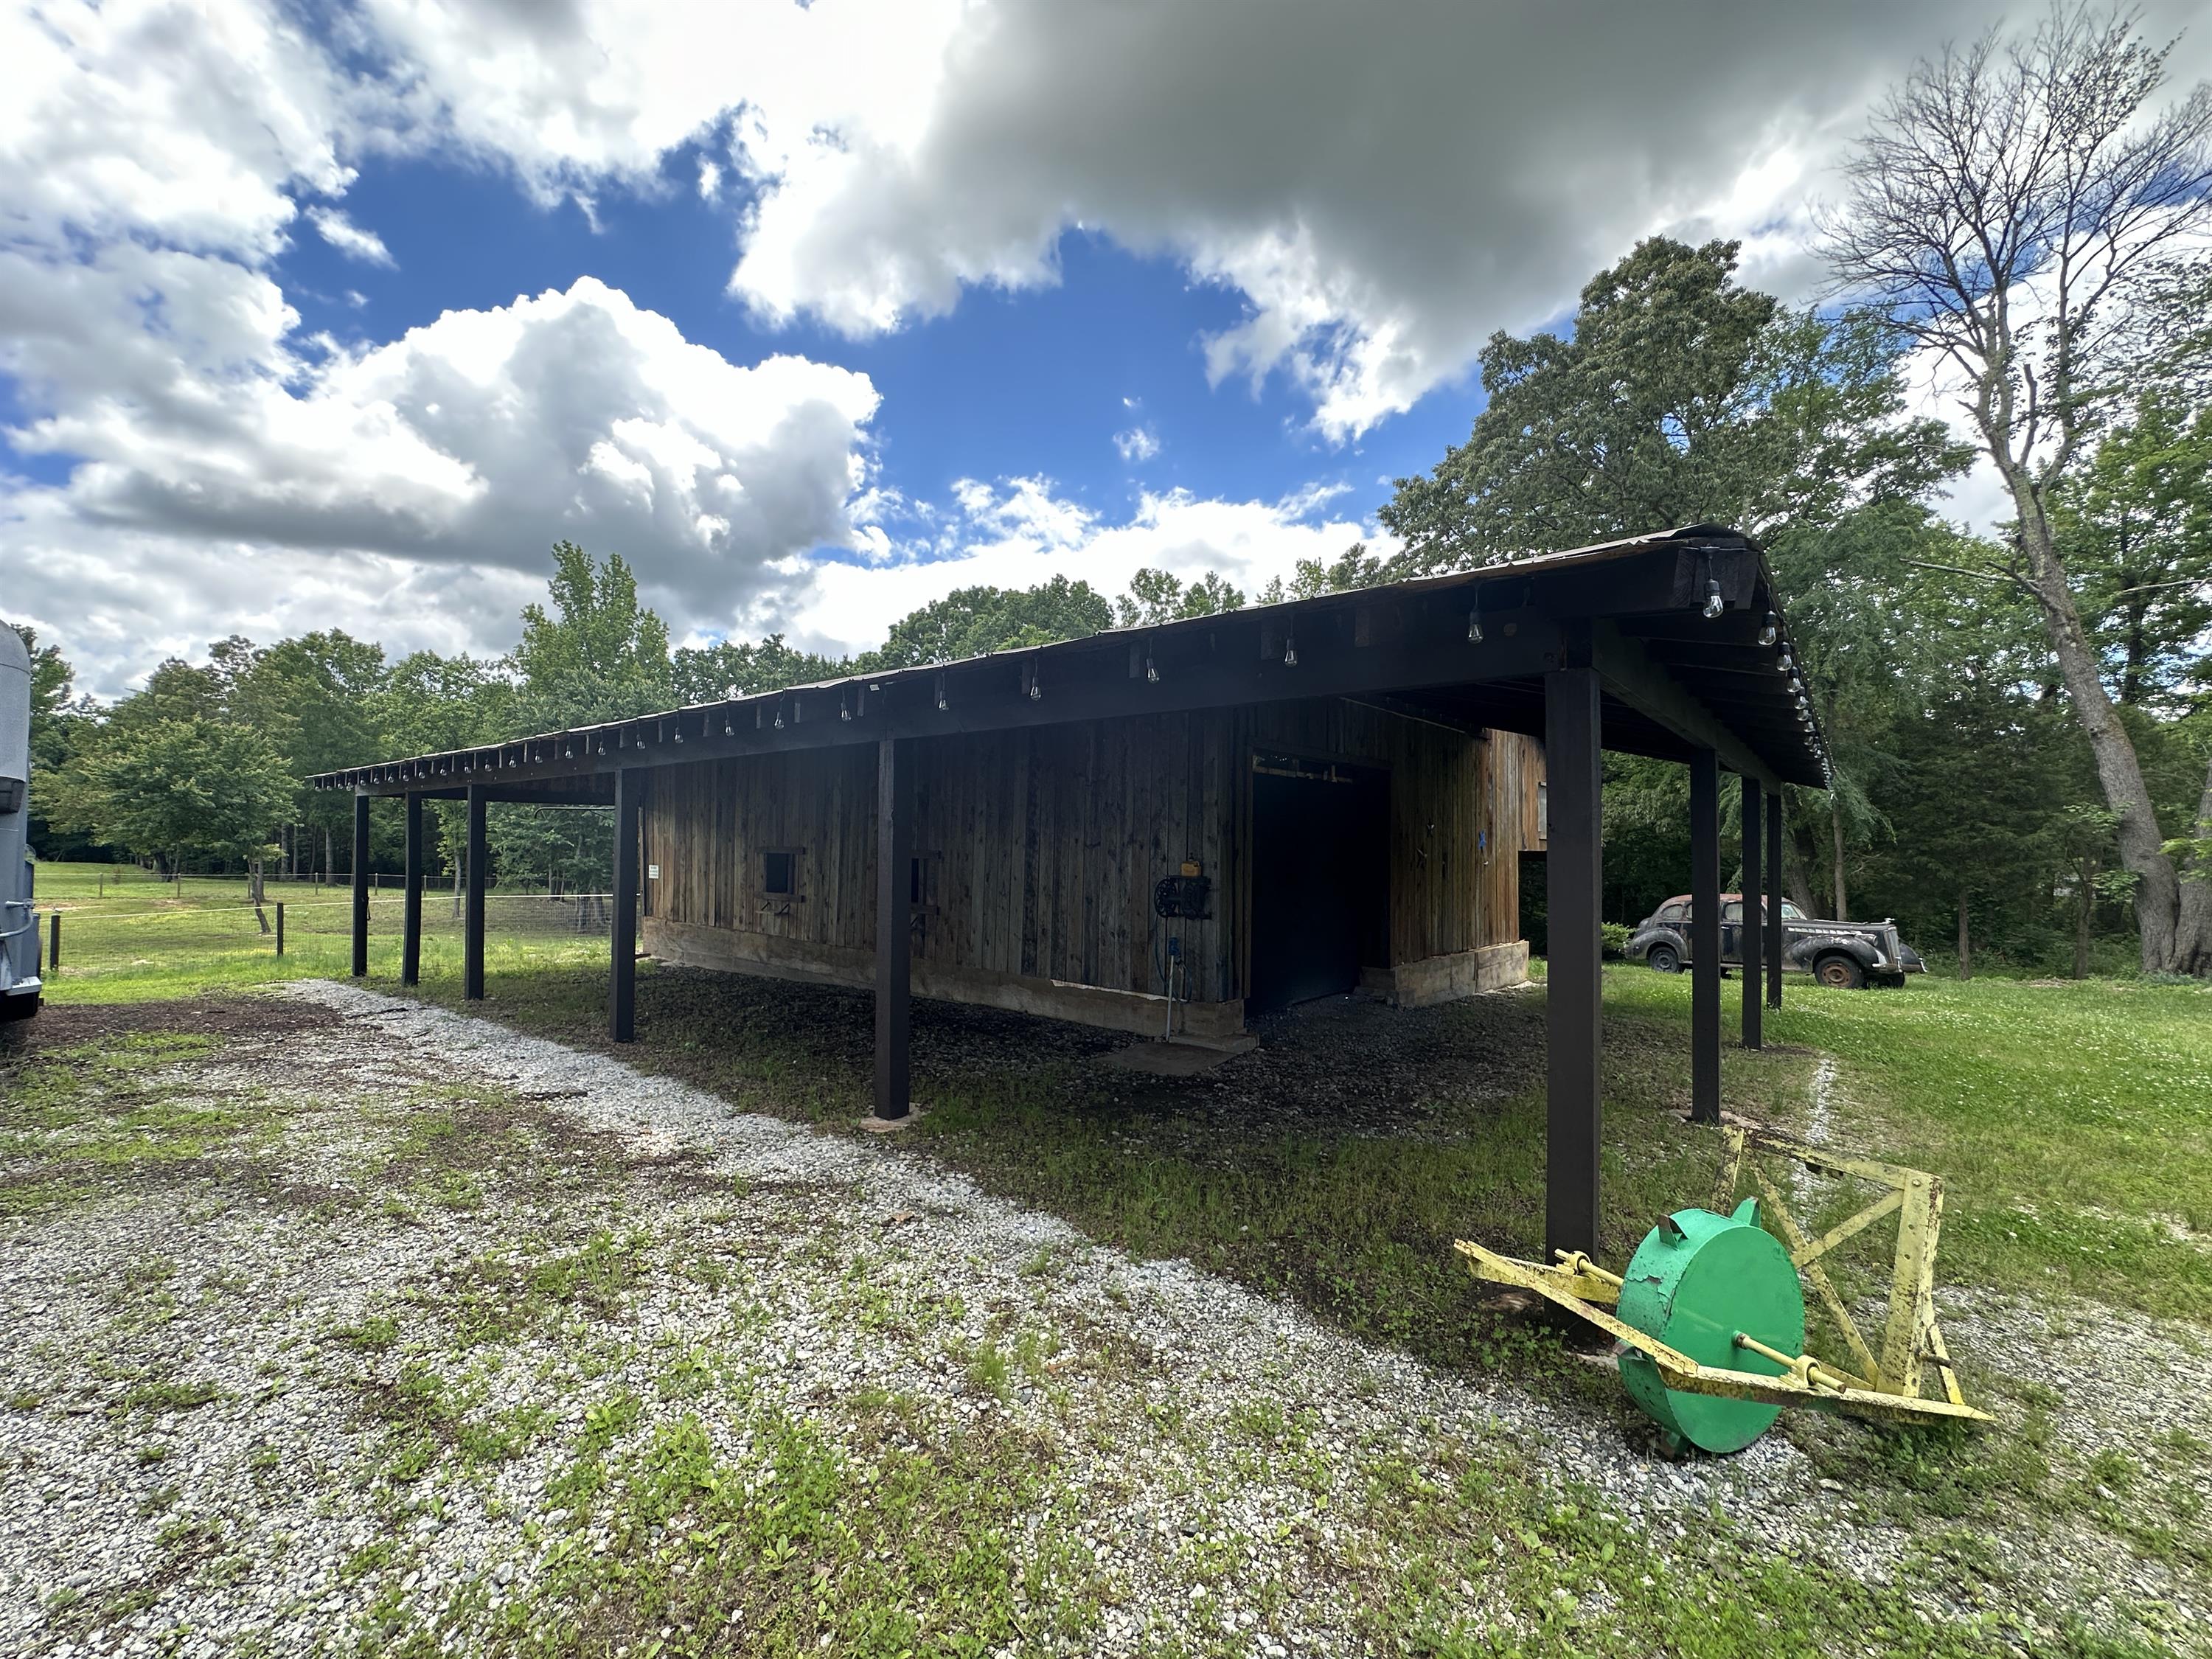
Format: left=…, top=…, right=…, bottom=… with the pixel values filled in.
left=276, top=902, right=285, bottom=958
left=48, top=911, right=60, bottom=972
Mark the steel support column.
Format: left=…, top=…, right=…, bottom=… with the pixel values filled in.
left=463, top=785, right=487, bottom=1001
left=349, top=792, right=370, bottom=978
left=1543, top=649, right=1603, bottom=1259
left=1766, top=791, right=1785, bottom=1010
left=611, top=768, right=641, bottom=1042
left=874, top=737, right=914, bottom=1121
left=401, top=793, right=424, bottom=987
left=1689, top=750, right=1721, bottom=1124
left=1740, top=776, right=1762, bottom=1051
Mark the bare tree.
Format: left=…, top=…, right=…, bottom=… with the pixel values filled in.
left=1823, top=4, right=2212, bottom=975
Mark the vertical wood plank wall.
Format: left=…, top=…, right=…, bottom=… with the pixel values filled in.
left=640, top=699, right=1540, bottom=1010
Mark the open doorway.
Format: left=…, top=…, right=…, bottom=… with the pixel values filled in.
left=1248, top=754, right=1389, bottom=1013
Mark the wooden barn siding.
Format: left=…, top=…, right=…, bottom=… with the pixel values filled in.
left=641, top=712, right=1235, bottom=1001
left=641, top=699, right=1532, bottom=1009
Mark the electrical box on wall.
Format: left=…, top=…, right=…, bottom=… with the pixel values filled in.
left=1153, top=861, right=1211, bottom=920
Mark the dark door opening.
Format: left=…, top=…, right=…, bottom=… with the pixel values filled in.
left=1248, top=756, right=1389, bottom=1014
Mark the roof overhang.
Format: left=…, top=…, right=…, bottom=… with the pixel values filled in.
left=313, top=527, right=1830, bottom=798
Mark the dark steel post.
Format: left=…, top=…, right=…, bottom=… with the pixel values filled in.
left=1543, top=645, right=1602, bottom=1259
left=275, top=902, right=285, bottom=958
left=47, top=911, right=59, bottom=972
left=873, top=737, right=914, bottom=1120
left=1766, top=791, right=1785, bottom=1010
left=1740, top=776, right=1762, bottom=1050
left=401, top=794, right=424, bottom=987
left=611, top=768, right=640, bottom=1042
left=1689, top=751, right=1721, bottom=1124
left=350, top=792, right=370, bottom=978
left=463, top=785, right=487, bottom=1001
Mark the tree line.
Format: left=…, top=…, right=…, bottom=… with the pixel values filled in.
left=10, top=7, right=2208, bottom=975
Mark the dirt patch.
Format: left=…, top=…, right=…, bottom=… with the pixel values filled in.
left=5, top=994, right=346, bottom=1050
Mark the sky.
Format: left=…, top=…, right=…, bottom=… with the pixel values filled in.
left=4, top=0, right=2209, bottom=701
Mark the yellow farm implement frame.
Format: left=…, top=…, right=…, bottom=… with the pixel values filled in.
left=1456, top=1126, right=1991, bottom=1428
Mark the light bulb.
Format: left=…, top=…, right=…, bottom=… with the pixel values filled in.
left=1467, top=613, right=1483, bottom=643
left=1703, top=580, right=1724, bottom=619
left=1758, top=612, right=1778, bottom=647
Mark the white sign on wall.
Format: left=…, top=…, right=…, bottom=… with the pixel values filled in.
left=647, top=863, right=661, bottom=880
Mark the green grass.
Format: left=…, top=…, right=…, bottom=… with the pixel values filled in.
left=1607, top=970, right=2212, bottom=1322
left=30, top=861, right=610, bottom=1003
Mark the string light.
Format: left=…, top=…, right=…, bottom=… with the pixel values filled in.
left=1759, top=611, right=1778, bottom=647
left=1703, top=579, right=1725, bottom=619
left=1467, top=611, right=1484, bottom=644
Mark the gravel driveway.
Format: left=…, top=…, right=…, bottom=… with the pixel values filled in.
left=0, top=983, right=2203, bottom=1658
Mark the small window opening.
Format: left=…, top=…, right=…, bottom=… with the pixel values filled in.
left=762, top=849, right=796, bottom=895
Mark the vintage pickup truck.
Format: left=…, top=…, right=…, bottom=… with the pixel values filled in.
left=1624, top=894, right=1925, bottom=989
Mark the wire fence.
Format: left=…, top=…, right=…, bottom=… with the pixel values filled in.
left=44, top=892, right=636, bottom=979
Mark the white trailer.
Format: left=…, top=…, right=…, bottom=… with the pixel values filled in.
left=1, top=627, right=40, bottom=1020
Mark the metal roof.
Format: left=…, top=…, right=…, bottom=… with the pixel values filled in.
left=313, top=525, right=1831, bottom=796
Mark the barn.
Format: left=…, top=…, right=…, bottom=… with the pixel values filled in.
left=314, top=525, right=1829, bottom=1258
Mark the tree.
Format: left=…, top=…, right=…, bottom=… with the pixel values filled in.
left=1257, top=543, right=1391, bottom=604
left=671, top=636, right=847, bottom=703
left=1380, top=239, right=1965, bottom=571
left=234, top=630, right=389, bottom=879
left=377, top=651, right=515, bottom=893
left=1823, top=3, right=2212, bottom=974
left=55, top=719, right=291, bottom=877
left=4, top=623, right=99, bottom=860
left=860, top=577, right=1113, bottom=670
left=510, top=543, right=675, bottom=731
left=2048, top=394, right=2212, bottom=709
left=1113, top=569, right=1245, bottom=627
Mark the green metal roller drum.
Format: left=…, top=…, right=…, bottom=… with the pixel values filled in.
left=1616, top=1199, right=1805, bottom=1455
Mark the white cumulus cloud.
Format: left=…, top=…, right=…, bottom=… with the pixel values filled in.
left=307, top=206, right=396, bottom=267
left=780, top=476, right=1382, bottom=662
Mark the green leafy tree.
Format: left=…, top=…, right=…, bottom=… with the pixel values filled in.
left=2049, top=394, right=2212, bottom=711
left=4, top=623, right=100, bottom=860
left=1381, top=239, right=1964, bottom=571
left=1256, top=543, right=1390, bottom=604
left=860, top=577, right=1113, bottom=669
left=376, top=651, right=517, bottom=891
left=510, top=543, right=675, bottom=731
left=54, top=718, right=291, bottom=877
left=234, top=630, right=389, bottom=878
left=1113, top=569, right=1245, bottom=627
left=671, top=635, right=849, bottom=702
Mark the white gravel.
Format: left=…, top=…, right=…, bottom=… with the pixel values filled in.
left=0, top=980, right=2203, bottom=1657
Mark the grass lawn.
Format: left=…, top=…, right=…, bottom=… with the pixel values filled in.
left=32, top=863, right=610, bottom=1002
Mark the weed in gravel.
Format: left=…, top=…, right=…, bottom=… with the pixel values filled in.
left=331, top=1312, right=402, bottom=1352
left=498, top=1389, right=1089, bottom=1658
left=121, top=1378, right=223, bottom=1415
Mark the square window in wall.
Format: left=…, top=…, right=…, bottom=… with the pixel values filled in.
left=762, top=849, right=797, bottom=895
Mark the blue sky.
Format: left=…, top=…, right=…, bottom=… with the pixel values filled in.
left=7, top=0, right=2199, bottom=698
left=281, top=150, right=1475, bottom=523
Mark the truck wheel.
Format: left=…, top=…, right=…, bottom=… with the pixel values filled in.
left=1814, top=954, right=1865, bottom=990
left=1646, top=944, right=1682, bottom=974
